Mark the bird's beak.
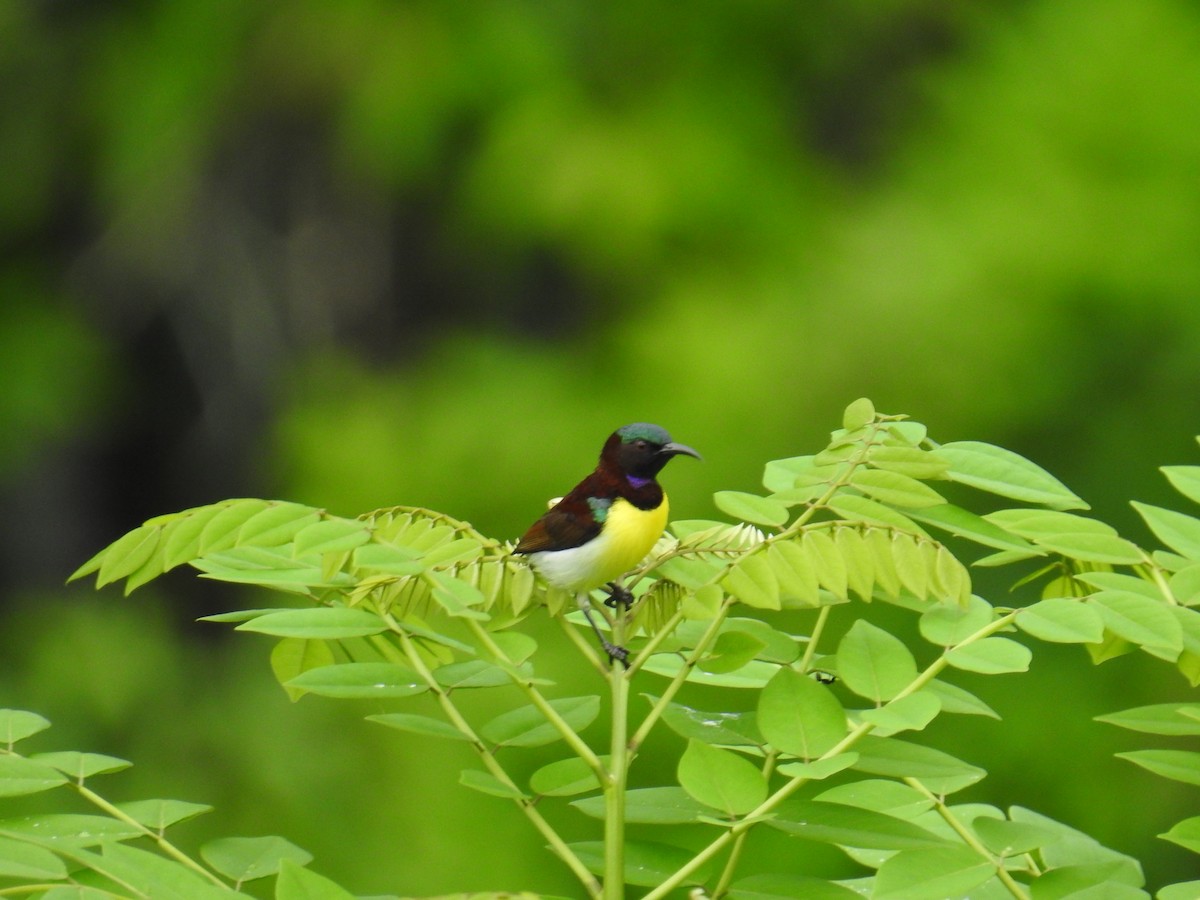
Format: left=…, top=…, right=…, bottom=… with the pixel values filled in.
left=662, top=441, right=702, bottom=461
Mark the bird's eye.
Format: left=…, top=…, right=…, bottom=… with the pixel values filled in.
left=635, top=440, right=648, bottom=450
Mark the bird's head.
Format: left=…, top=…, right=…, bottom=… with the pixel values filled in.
left=602, top=423, right=702, bottom=484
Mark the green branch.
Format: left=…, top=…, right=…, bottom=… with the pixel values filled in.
left=642, top=608, right=1023, bottom=899
left=385, top=619, right=602, bottom=899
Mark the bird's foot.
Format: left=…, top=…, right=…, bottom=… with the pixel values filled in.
left=603, top=582, right=635, bottom=609
left=602, top=640, right=631, bottom=667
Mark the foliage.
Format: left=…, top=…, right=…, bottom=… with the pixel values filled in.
left=14, top=399, right=1197, bottom=898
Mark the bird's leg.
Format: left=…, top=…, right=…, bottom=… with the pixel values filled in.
left=602, top=581, right=635, bottom=610
left=576, top=593, right=630, bottom=666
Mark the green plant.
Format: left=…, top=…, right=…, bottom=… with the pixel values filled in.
left=7, top=399, right=1199, bottom=898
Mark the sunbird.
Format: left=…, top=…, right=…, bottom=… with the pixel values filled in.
left=514, top=423, right=701, bottom=662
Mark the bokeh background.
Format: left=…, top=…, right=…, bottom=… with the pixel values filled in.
left=4, top=0, right=1200, bottom=895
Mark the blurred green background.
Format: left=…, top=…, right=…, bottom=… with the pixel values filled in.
left=4, top=0, right=1200, bottom=895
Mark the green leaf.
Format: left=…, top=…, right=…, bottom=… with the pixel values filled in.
left=873, top=845, right=995, bottom=900
left=654, top=698, right=762, bottom=746
left=458, top=769, right=528, bottom=799
left=836, top=620, right=918, bottom=702
left=770, top=799, right=948, bottom=850
left=803, top=529, right=849, bottom=599
left=236, top=607, right=386, bottom=640
left=1096, top=703, right=1200, bottom=736
left=292, top=518, right=371, bottom=556
left=944, top=637, right=1031, bottom=674
left=198, top=499, right=272, bottom=555
left=70, top=842, right=233, bottom=900
left=201, top=835, right=312, bottom=883
left=843, top=397, right=876, bottom=430
left=860, top=692, right=942, bottom=736
left=816, top=779, right=933, bottom=818
left=1012, top=806, right=1143, bottom=876
left=116, top=799, right=213, bottom=831
left=271, top=638, right=337, bottom=701
left=0, top=814, right=141, bottom=846
left=1160, top=816, right=1200, bottom=854
left=157, top=504, right=227, bottom=569
left=194, top=548, right=346, bottom=588
left=774, top=753, right=859, bottom=781
left=529, top=757, right=604, bottom=797
left=641, top=654, right=779, bottom=688
left=677, top=740, right=768, bottom=816
left=908, top=504, right=1038, bottom=554
left=698, top=631, right=767, bottom=674
left=757, top=667, right=847, bottom=758
left=286, top=663, right=425, bottom=699
left=480, top=696, right=600, bottom=748
left=237, top=502, right=322, bottom=547
left=572, top=786, right=711, bottom=824
left=1170, top=565, right=1200, bottom=605
left=715, top=618, right=801, bottom=664
left=834, top=527, right=874, bottom=600
left=351, top=542, right=425, bottom=575
left=367, top=713, right=469, bottom=742
left=1089, top=591, right=1183, bottom=656
left=1115, top=749, right=1200, bottom=786
left=869, top=445, right=950, bottom=480
left=421, top=537, right=485, bottom=567
left=1159, top=882, right=1200, bottom=900
left=827, top=493, right=927, bottom=532
left=919, top=596, right=995, bottom=647
left=851, top=469, right=946, bottom=508
left=1029, top=862, right=1147, bottom=899
left=1017, top=598, right=1106, bottom=644
left=0, top=710, right=51, bottom=746
left=1132, top=502, right=1200, bottom=560
left=274, top=857, right=357, bottom=900
left=714, top=491, right=790, bottom=527
left=95, top=525, right=161, bottom=590
left=425, top=570, right=489, bottom=619
left=433, top=659, right=529, bottom=689
left=937, top=441, right=1087, bottom=510
left=762, top=456, right=828, bottom=493
left=31, top=752, right=131, bottom=781
left=925, top=680, right=1000, bottom=718
left=972, top=816, right=1058, bottom=857
left=722, top=552, right=781, bottom=609
left=0, top=756, right=68, bottom=797
left=853, top=736, right=985, bottom=795
left=1163, top=465, right=1200, bottom=505
left=0, top=836, right=68, bottom=880
left=728, top=873, right=861, bottom=900
left=568, top=839, right=710, bottom=888
left=768, top=540, right=821, bottom=607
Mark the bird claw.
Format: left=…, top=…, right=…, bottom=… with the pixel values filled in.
left=603, top=582, right=634, bottom=610
left=602, top=640, right=631, bottom=667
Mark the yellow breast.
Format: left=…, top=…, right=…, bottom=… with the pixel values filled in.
left=527, top=495, right=669, bottom=592
left=599, top=495, right=669, bottom=580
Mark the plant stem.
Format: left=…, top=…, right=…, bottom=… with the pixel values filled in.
left=388, top=622, right=602, bottom=898
left=604, top=612, right=630, bottom=900
left=798, top=604, right=831, bottom=674
left=74, top=781, right=228, bottom=889
left=642, top=609, right=1022, bottom=899
left=711, top=751, right=778, bottom=898
left=558, top=613, right=610, bottom=675
left=629, top=597, right=734, bottom=754
left=905, top=777, right=1031, bottom=899
left=465, top=618, right=608, bottom=781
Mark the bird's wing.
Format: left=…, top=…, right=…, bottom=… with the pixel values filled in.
left=515, top=481, right=610, bottom=553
